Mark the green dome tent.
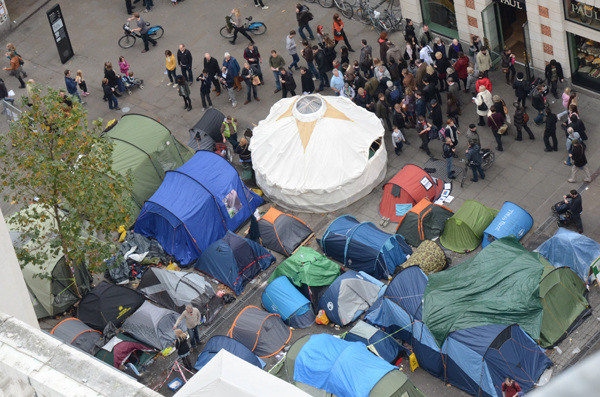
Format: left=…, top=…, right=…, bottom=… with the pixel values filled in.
left=440, top=200, right=498, bottom=253
left=103, top=114, right=194, bottom=221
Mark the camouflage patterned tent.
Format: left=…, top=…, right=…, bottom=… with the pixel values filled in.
left=400, top=240, right=447, bottom=275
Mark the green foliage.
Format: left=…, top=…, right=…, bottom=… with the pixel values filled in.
left=0, top=85, right=133, bottom=274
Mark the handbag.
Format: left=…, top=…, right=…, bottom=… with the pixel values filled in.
left=477, top=99, right=488, bottom=111
left=334, top=29, right=342, bottom=37
left=252, top=75, right=261, bottom=86
left=523, top=112, right=530, bottom=123
left=502, top=67, right=509, bottom=73
left=491, top=116, right=508, bottom=135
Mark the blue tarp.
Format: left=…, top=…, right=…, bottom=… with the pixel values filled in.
left=442, top=324, right=553, bottom=397
left=482, top=201, right=533, bottom=248
left=195, top=231, right=275, bottom=295
left=262, top=276, right=315, bottom=329
left=294, top=334, right=396, bottom=397
left=536, top=228, right=600, bottom=283
left=321, top=215, right=412, bottom=279
left=194, top=335, right=265, bottom=371
left=134, top=151, right=263, bottom=265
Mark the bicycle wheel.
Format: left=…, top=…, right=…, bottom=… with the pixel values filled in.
left=339, top=1, right=354, bottom=19
left=249, top=22, right=267, bottom=35
left=118, top=35, right=136, bottom=49
left=220, top=26, right=234, bottom=38
left=149, top=26, right=164, bottom=40
left=482, top=151, right=495, bottom=170
left=319, top=0, right=334, bottom=8
left=355, top=8, right=371, bottom=24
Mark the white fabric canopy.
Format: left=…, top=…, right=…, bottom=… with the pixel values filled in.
left=174, top=349, right=311, bottom=397
left=249, top=95, right=387, bottom=212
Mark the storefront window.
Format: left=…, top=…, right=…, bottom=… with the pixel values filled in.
left=565, top=0, right=600, bottom=31
left=421, top=0, right=458, bottom=38
left=567, top=33, right=600, bottom=91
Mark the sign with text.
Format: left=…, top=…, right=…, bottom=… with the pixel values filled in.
left=46, top=4, right=74, bottom=64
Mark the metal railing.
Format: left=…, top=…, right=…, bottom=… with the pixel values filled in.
left=1, top=99, right=22, bottom=124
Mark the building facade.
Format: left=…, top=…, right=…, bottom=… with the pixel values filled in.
left=400, top=0, right=600, bottom=92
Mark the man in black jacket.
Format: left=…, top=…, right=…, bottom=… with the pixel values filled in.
left=512, top=72, right=529, bottom=108
left=564, top=190, right=583, bottom=233
left=177, top=44, right=193, bottom=84
left=313, top=45, right=329, bottom=92
left=296, top=3, right=315, bottom=41
left=545, top=59, right=564, bottom=99
left=204, top=53, right=221, bottom=95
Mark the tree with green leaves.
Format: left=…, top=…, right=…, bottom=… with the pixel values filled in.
left=0, top=85, right=133, bottom=294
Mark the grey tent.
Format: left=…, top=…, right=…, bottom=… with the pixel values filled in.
left=50, top=317, right=102, bottom=354
left=121, top=301, right=185, bottom=350
left=188, top=108, right=226, bottom=152
left=9, top=204, right=92, bottom=319
left=136, top=268, right=223, bottom=324
left=227, top=306, right=291, bottom=358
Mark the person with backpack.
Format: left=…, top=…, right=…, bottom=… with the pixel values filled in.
left=4, top=52, right=26, bottom=88
left=359, top=39, right=374, bottom=78
left=442, top=137, right=456, bottom=179
left=501, top=378, right=521, bottom=397
left=532, top=84, right=547, bottom=125
left=385, top=81, right=401, bottom=107
left=512, top=72, right=529, bottom=108
left=296, top=3, right=315, bottom=42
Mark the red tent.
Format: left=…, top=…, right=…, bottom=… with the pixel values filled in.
left=379, top=164, right=444, bottom=223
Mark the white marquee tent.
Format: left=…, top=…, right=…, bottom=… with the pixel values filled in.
left=249, top=95, right=387, bottom=212
left=174, top=349, right=311, bottom=397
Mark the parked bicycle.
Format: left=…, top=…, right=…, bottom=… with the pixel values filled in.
left=118, top=22, right=164, bottom=49
left=355, top=0, right=403, bottom=32
left=460, top=148, right=495, bottom=188
left=317, top=0, right=353, bottom=19
left=220, top=16, right=267, bottom=39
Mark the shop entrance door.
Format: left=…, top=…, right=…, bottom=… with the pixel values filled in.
left=481, top=2, right=503, bottom=64
left=497, top=0, right=528, bottom=63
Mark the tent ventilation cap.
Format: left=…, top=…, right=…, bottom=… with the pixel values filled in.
left=293, top=95, right=326, bottom=122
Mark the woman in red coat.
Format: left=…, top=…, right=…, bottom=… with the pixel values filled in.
left=332, top=14, right=354, bottom=52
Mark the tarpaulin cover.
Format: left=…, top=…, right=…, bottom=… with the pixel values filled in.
left=194, top=335, right=265, bottom=371
left=195, top=231, right=275, bottom=295
left=262, top=276, right=315, bottom=329
left=321, top=215, right=412, bottom=279
left=423, top=237, right=545, bottom=346
left=134, top=151, right=263, bottom=265
left=440, top=200, right=499, bottom=253
left=482, top=201, right=533, bottom=248
left=536, top=228, right=600, bottom=284
left=294, top=334, right=396, bottom=397
left=268, top=247, right=341, bottom=287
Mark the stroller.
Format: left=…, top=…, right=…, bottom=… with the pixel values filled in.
left=121, top=71, right=144, bottom=95
left=552, top=199, right=572, bottom=227
left=528, top=77, right=549, bottom=97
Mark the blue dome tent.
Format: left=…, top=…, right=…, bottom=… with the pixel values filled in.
left=134, top=151, right=263, bottom=265
left=482, top=201, right=533, bottom=248
left=261, top=276, right=315, bottom=329
left=321, top=215, right=412, bottom=279
left=194, top=335, right=265, bottom=371
left=343, top=320, right=402, bottom=363
left=195, top=231, right=275, bottom=295
left=441, top=324, right=553, bottom=397
left=536, top=228, right=600, bottom=284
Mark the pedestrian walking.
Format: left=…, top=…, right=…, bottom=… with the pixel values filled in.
left=446, top=92, right=459, bottom=127
left=501, top=47, right=516, bottom=85
left=512, top=72, right=528, bottom=108
left=125, top=0, right=134, bottom=14
left=165, top=50, right=177, bottom=87
left=466, top=124, right=480, bottom=147
left=300, top=66, right=314, bottom=94
left=492, top=95, right=510, bottom=125
left=564, top=127, right=580, bottom=166
left=442, top=137, right=456, bottom=179
left=419, top=40, right=434, bottom=66
left=102, top=78, right=120, bottom=110
left=143, top=0, right=153, bottom=13
left=418, top=24, right=433, bottom=48
left=241, top=62, right=260, bottom=104
left=177, top=75, right=192, bottom=111
left=296, top=3, right=315, bottom=42
left=253, top=0, right=269, bottom=9
left=562, top=190, right=584, bottom=233
left=475, top=85, right=493, bottom=126
left=391, top=125, right=406, bottom=155
left=332, top=14, right=353, bottom=52
left=376, top=92, right=392, bottom=131
left=269, top=50, right=285, bottom=93
left=196, top=70, right=213, bottom=110
left=280, top=68, right=296, bottom=98
left=75, top=70, right=90, bottom=97
left=476, top=46, right=492, bottom=77
left=487, top=106, right=505, bottom=151
left=545, top=59, right=564, bottom=99
left=0, top=78, right=13, bottom=103
left=223, top=52, right=242, bottom=92
left=447, top=39, right=464, bottom=61
left=286, top=31, right=300, bottom=71
left=445, top=118, right=460, bottom=147
left=127, top=12, right=156, bottom=53
left=243, top=43, right=263, bottom=86
left=315, top=25, right=325, bottom=49
left=104, top=61, right=124, bottom=95
left=416, top=116, right=433, bottom=157
left=220, top=66, right=237, bottom=107
left=543, top=108, right=558, bottom=152
left=6, top=43, right=27, bottom=78
left=118, top=56, right=130, bottom=77
left=532, top=84, right=547, bottom=125
left=313, top=45, right=329, bottom=92
left=330, top=68, right=344, bottom=95
left=173, top=329, right=194, bottom=371
left=430, top=99, right=443, bottom=130
left=4, top=52, right=25, bottom=88
left=173, top=304, right=203, bottom=349
left=229, top=8, right=254, bottom=45
left=557, top=87, right=572, bottom=120
left=301, top=40, right=319, bottom=81
left=475, top=73, right=492, bottom=93
left=378, top=32, right=389, bottom=64
left=178, top=44, right=193, bottom=83
left=513, top=102, right=535, bottom=141
left=64, top=69, right=83, bottom=103
left=465, top=66, right=477, bottom=96
left=204, top=53, right=221, bottom=94
left=466, top=143, right=485, bottom=182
